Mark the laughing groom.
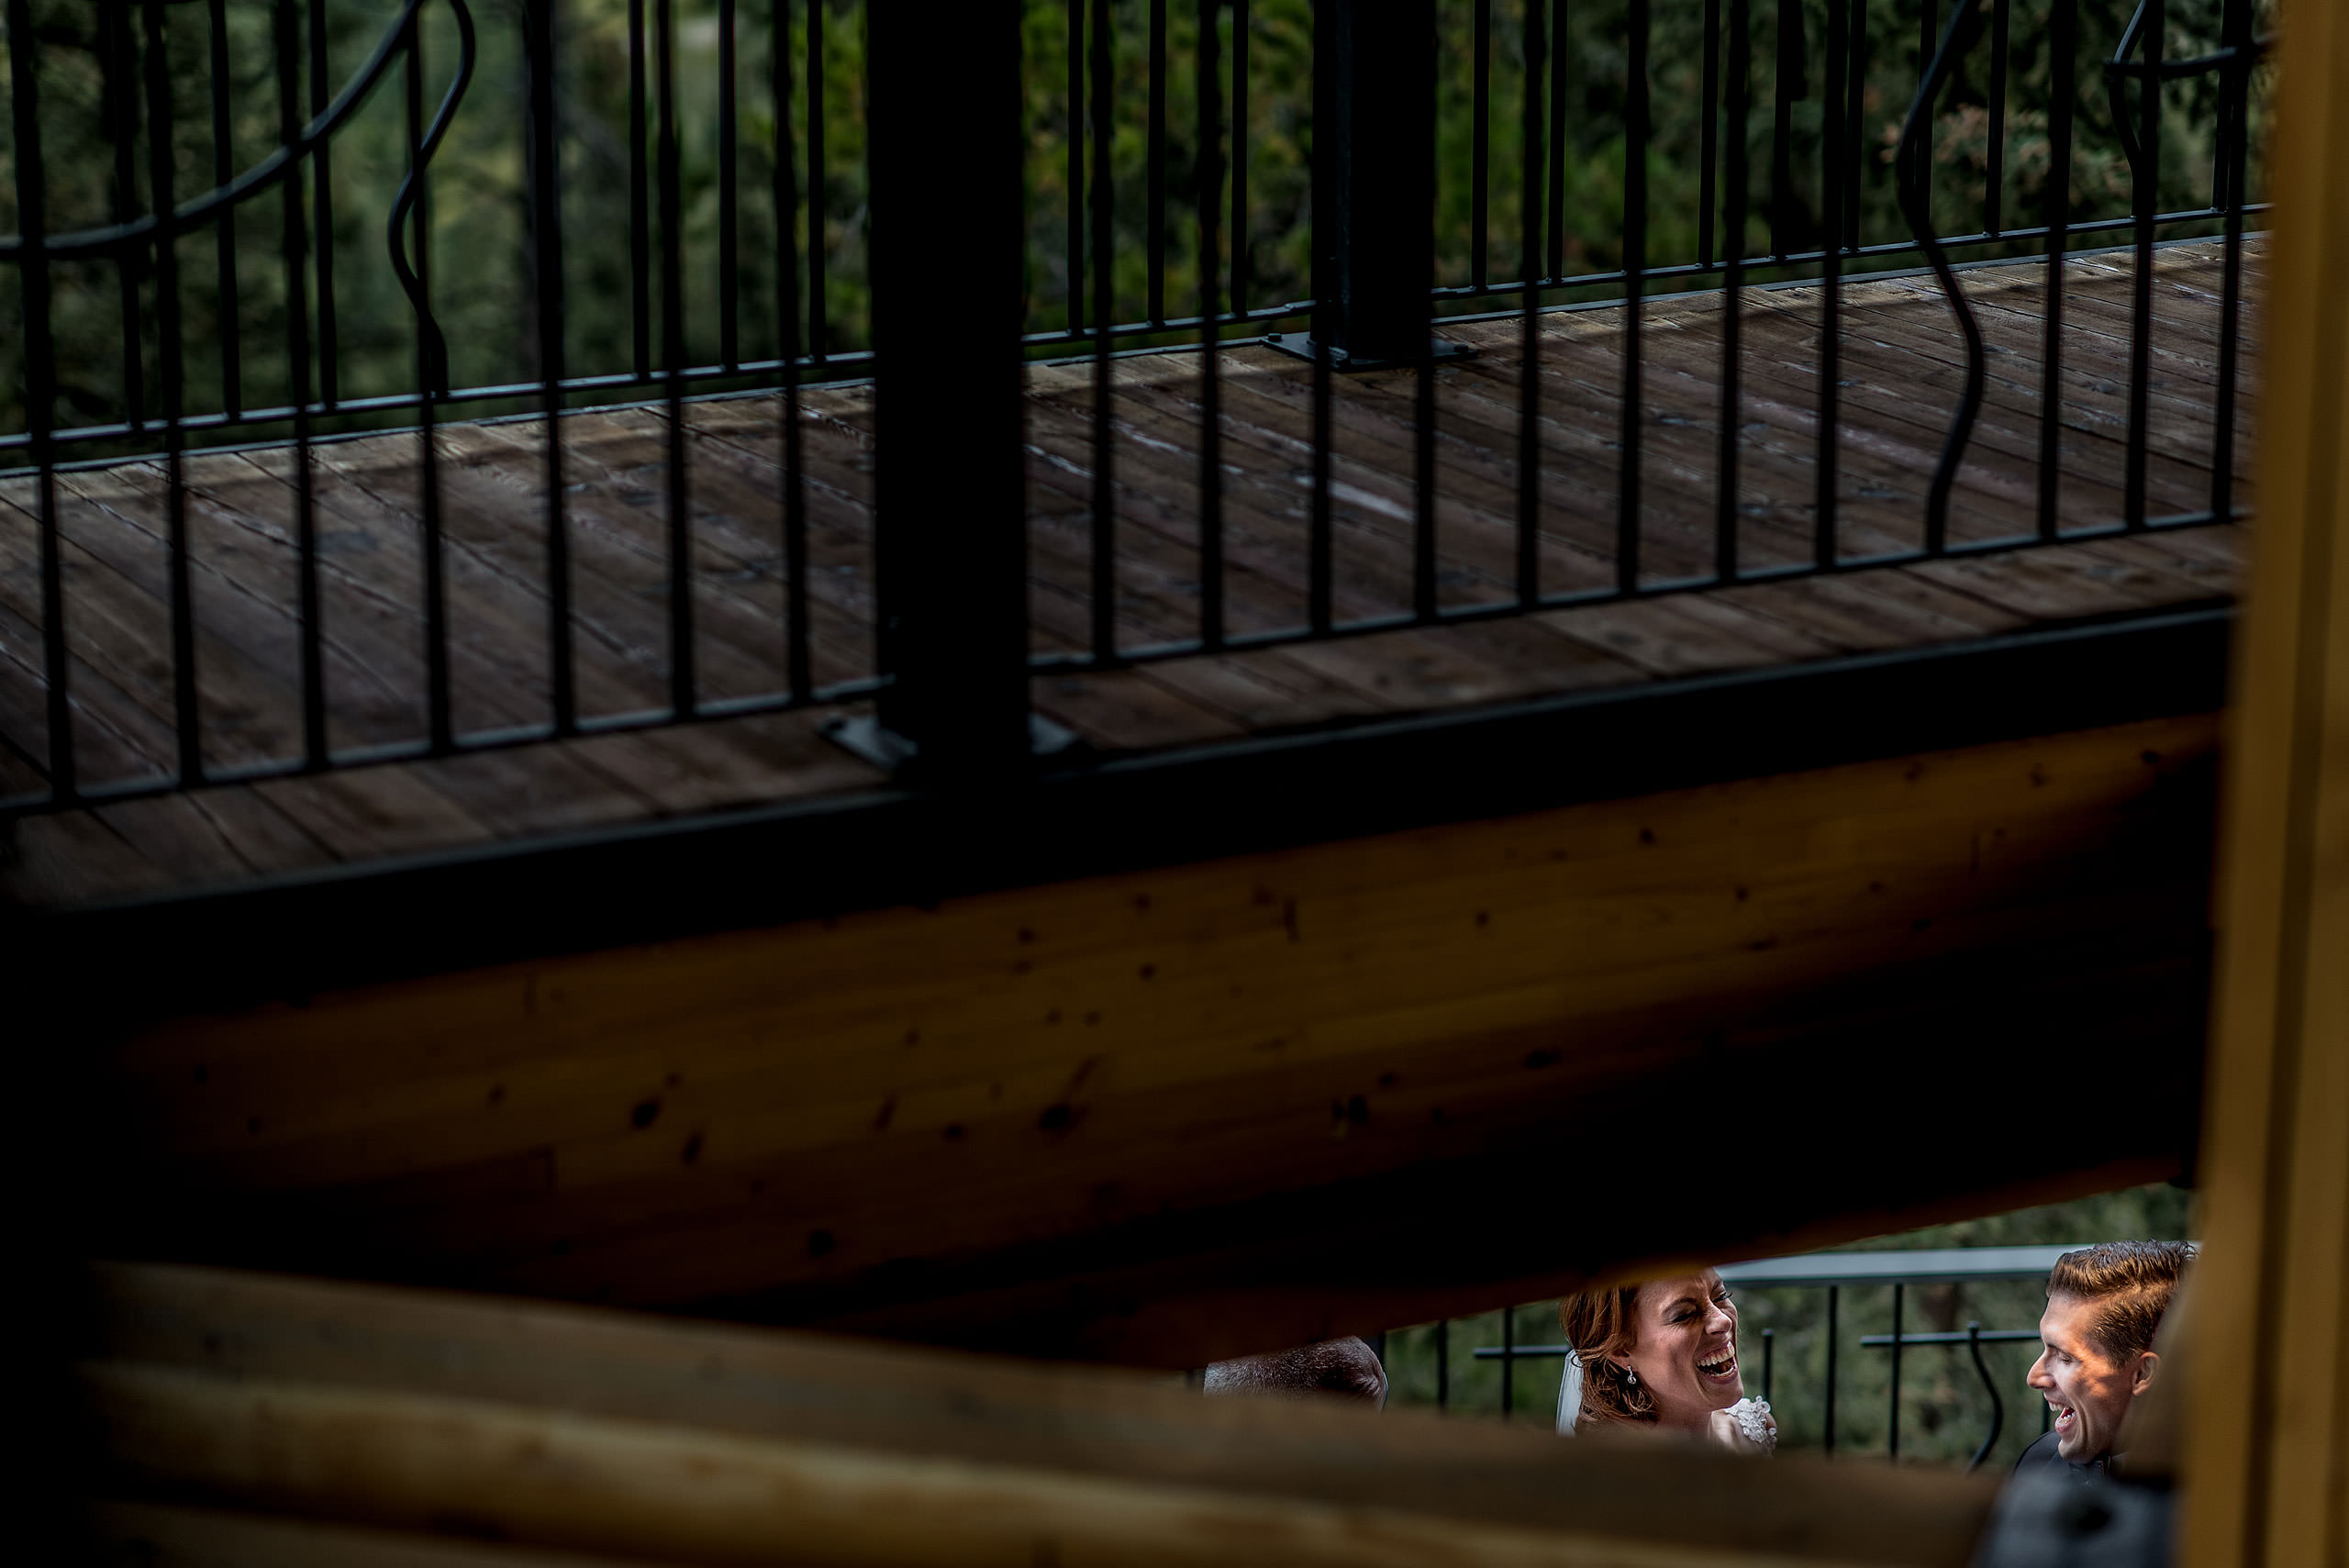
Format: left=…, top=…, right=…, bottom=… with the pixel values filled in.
left=2016, top=1240, right=2195, bottom=1480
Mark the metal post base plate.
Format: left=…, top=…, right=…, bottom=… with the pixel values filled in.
left=1262, top=332, right=1477, bottom=373
left=822, top=713, right=1086, bottom=777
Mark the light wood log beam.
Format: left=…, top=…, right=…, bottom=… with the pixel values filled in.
left=83, top=1501, right=662, bottom=1568
left=2178, top=0, right=2349, bottom=1558
left=60, top=714, right=2220, bottom=1365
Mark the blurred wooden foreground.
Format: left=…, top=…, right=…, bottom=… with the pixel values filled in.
left=73, top=1260, right=1996, bottom=1568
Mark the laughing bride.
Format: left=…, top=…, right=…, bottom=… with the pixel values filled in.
left=1555, top=1267, right=1777, bottom=1453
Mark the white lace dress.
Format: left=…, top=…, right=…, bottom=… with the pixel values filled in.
left=1554, top=1351, right=1777, bottom=1453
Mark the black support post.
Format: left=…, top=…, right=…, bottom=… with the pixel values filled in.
left=835, top=3, right=1038, bottom=784
left=1266, top=0, right=1469, bottom=372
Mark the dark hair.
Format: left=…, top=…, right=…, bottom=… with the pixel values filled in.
left=2047, top=1240, right=2197, bottom=1361
left=1200, top=1338, right=1387, bottom=1407
left=1557, top=1285, right=1656, bottom=1428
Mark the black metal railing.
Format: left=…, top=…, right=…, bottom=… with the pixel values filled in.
left=1389, top=1244, right=2095, bottom=1469
left=1, top=0, right=2271, bottom=817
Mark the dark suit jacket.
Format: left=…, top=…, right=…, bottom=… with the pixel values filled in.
left=2012, top=1429, right=2115, bottom=1481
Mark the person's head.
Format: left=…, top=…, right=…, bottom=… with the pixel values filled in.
left=2028, top=1240, right=2195, bottom=1462
left=1559, top=1269, right=1744, bottom=1432
left=1200, top=1337, right=1387, bottom=1407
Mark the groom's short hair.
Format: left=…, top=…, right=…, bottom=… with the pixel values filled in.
left=1201, top=1338, right=1387, bottom=1407
left=2047, top=1240, right=2196, bottom=1360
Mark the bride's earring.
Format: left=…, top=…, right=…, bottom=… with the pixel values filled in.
left=1626, top=1369, right=1638, bottom=1385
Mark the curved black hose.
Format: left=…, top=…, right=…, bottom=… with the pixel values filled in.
left=1966, top=1321, right=2008, bottom=1473
left=385, top=0, right=477, bottom=395
left=2110, top=0, right=2271, bottom=178
left=1895, top=0, right=1987, bottom=555
left=2109, top=0, right=2154, bottom=176
left=0, top=0, right=434, bottom=261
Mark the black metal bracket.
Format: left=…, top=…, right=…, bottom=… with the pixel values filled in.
left=1261, top=331, right=1475, bottom=373
left=865, top=6, right=1033, bottom=783
left=1308, top=0, right=1456, bottom=369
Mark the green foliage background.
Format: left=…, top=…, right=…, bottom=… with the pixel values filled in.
left=1380, top=1179, right=2197, bottom=1470
left=2, top=0, right=2269, bottom=449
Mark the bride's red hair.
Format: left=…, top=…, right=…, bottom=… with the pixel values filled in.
left=1559, top=1284, right=1659, bottom=1428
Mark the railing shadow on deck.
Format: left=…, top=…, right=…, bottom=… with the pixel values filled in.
left=0, top=0, right=2270, bottom=821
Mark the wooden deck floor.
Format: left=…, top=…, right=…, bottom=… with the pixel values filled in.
left=2, top=240, right=2257, bottom=911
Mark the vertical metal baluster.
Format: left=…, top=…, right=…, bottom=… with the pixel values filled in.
left=1888, top=1282, right=1905, bottom=1460
left=1308, top=342, right=1333, bottom=628
left=1088, top=0, right=1116, bottom=661
left=1843, top=0, right=1864, bottom=253
left=1815, top=0, right=1845, bottom=569
left=1308, top=3, right=1332, bottom=635
left=1199, top=0, right=1224, bottom=649
left=2037, top=0, right=2074, bottom=541
left=1824, top=1284, right=1839, bottom=1455
left=275, top=0, right=324, bottom=765
left=2209, top=0, right=2251, bottom=518
left=1414, top=0, right=1442, bottom=621
left=776, top=0, right=811, bottom=698
left=309, top=0, right=339, bottom=406
left=1501, top=1308, right=1515, bottom=1417
left=1414, top=349, right=1437, bottom=619
left=1716, top=0, right=1749, bottom=581
left=656, top=0, right=694, bottom=712
left=1470, top=0, right=1490, bottom=290
left=9, top=0, right=72, bottom=797
left=806, top=0, right=827, bottom=365
left=1698, top=0, right=1720, bottom=269
left=1147, top=0, right=1167, bottom=325
left=527, top=0, right=573, bottom=733
left=407, top=17, right=451, bottom=751
left=144, top=0, right=201, bottom=784
left=1761, top=1326, right=1775, bottom=1405
left=103, top=5, right=148, bottom=433
left=1230, top=0, right=1249, bottom=315
left=1915, top=0, right=1933, bottom=234
left=718, top=0, right=740, bottom=370
left=1436, top=1318, right=1451, bottom=1411
left=208, top=0, right=241, bottom=417
left=2124, top=0, right=2162, bottom=529
left=1617, top=0, right=1648, bottom=594
left=1547, top=0, right=1567, bottom=282
left=1517, top=0, right=1545, bottom=606
left=1067, top=0, right=1085, bottom=333
left=629, top=0, right=651, bottom=378
left=1985, top=0, right=2009, bottom=237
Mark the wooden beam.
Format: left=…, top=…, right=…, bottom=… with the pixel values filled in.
left=85, top=1501, right=661, bottom=1568
left=61, top=714, right=2220, bottom=1364
left=74, top=1262, right=1998, bottom=1568
left=2178, top=0, right=2349, bottom=1560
